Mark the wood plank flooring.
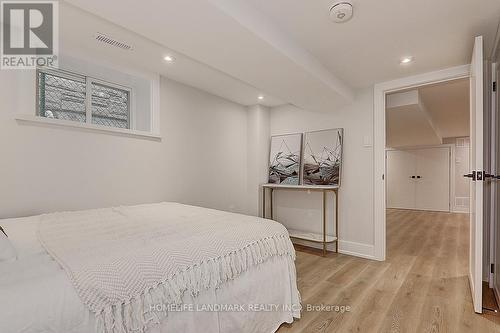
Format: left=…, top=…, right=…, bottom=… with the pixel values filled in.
left=278, top=209, right=500, bottom=333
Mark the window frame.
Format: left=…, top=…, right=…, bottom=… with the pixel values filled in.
left=36, top=67, right=133, bottom=130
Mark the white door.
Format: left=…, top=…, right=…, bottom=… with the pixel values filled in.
left=467, top=35, right=484, bottom=314
left=493, top=61, right=500, bottom=304
left=387, top=148, right=450, bottom=211
left=386, top=150, right=416, bottom=209
left=415, top=147, right=450, bottom=211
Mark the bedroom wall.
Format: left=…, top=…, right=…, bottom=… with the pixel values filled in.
left=269, top=89, right=375, bottom=258
left=246, top=105, right=270, bottom=216
left=0, top=72, right=250, bottom=218
left=2, top=63, right=377, bottom=259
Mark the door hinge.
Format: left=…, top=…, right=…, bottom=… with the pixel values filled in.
left=491, top=263, right=495, bottom=274
left=494, top=81, right=497, bottom=92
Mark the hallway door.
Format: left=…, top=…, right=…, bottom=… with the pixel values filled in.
left=467, top=35, right=484, bottom=313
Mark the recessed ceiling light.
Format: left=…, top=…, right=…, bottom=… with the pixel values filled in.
left=400, top=56, right=414, bottom=64
left=164, top=55, right=175, bottom=63
left=258, top=95, right=264, bottom=100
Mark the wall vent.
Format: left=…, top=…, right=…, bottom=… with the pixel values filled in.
left=456, top=137, right=469, bottom=148
left=95, top=33, right=133, bottom=51
left=455, top=197, right=470, bottom=208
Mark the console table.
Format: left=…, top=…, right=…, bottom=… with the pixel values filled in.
left=261, top=184, right=339, bottom=256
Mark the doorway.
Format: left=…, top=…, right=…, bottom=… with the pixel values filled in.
left=384, top=79, right=470, bottom=216
left=374, top=36, right=499, bottom=314
left=384, top=79, right=471, bottom=254
left=378, top=75, right=478, bottom=323
left=373, top=65, right=471, bottom=263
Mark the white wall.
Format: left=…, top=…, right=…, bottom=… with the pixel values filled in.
left=0, top=71, right=251, bottom=218
left=269, top=89, right=375, bottom=258
left=161, top=78, right=250, bottom=213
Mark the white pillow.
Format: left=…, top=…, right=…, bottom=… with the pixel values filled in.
left=0, top=231, right=17, bottom=262
left=1, top=216, right=44, bottom=259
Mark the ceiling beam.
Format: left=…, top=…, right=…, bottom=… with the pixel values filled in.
left=65, top=0, right=356, bottom=112
left=387, top=89, right=443, bottom=144
left=207, top=0, right=354, bottom=103
left=418, top=97, right=443, bottom=143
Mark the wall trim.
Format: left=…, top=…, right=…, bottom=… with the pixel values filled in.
left=373, top=64, right=470, bottom=261
left=453, top=209, right=470, bottom=214
left=338, top=240, right=376, bottom=260
left=15, top=114, right=162, bottom=141
left=291, top=239, right=375, bottom=260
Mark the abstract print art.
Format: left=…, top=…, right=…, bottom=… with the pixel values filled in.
left=302, top=129, right=343, bottom=186
left=268, top=133, right=302, bottom=185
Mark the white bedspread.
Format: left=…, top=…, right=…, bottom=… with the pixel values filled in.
left=0, top=204, right=301, bottom=333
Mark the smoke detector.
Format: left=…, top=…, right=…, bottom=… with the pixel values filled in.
left=329, top=1, right=353, bottom=23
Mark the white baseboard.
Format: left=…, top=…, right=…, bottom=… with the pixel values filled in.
left=291, top=238, right=375, bottom=261
left=452, top=207, right=469, bottom=214
left=338, top=240, right=375, bottom=260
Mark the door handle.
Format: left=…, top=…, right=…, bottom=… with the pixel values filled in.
left=464, top=171, right=476, bottom=180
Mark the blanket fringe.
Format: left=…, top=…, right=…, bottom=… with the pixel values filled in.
left=95, top=234, right=296, bottom=333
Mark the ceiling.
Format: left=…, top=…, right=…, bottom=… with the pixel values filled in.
left=386, top=104, right=442, bottom=148
left=249, top=0, right=500, bottom=88
left=419, top=79, right=470, bottom=138
left=58, top=3, right=285, bottom=107
left=62, top=0, right=500, bottom=111
left=386, top=78, right=469, bottom=148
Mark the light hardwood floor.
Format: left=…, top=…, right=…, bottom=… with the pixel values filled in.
left=278, top=209, right=500, bottom=333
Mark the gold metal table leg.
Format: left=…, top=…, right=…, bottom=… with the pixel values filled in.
left=322, top=190, right=326, bottom=256
left=270, top=188, right=274, bottom=220
left=335, top=189, right=339, bottom=253
left=262, top=187, right=266, bottom=218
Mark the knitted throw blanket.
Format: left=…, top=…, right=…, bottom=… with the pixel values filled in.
left=38, top=203, right=296, bottom=333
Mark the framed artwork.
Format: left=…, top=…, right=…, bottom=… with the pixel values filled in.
left=268, top=133, right=302, bottom=185
left=302, top=128, right=343, bottom=186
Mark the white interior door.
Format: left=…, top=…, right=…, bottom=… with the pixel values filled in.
left=494, top=61, right=500, bottom=303
left=415, top=147, right=450, bottom=212
left=386, top=150, right=416, bottom=209
left=468, top=35, right=484, bottom=314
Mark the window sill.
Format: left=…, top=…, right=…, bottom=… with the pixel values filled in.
left=15, top=115, right=161, bottom=141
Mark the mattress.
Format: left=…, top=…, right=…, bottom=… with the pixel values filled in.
left=0, top=208, right=301, bottom=333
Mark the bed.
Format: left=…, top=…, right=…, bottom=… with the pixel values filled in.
left=0, top=203, right=300, bottom=333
